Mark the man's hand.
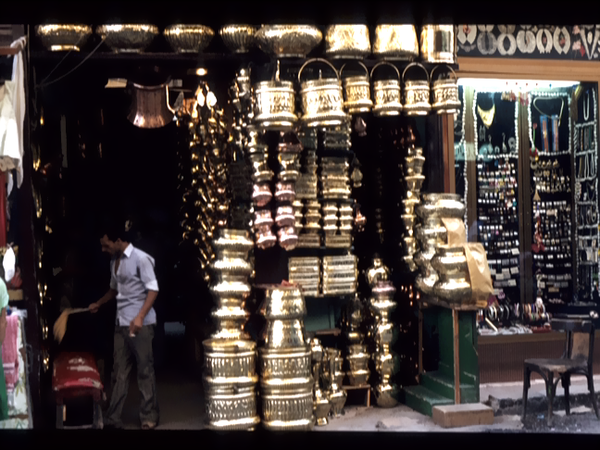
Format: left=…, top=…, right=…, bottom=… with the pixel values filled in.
left=129, top=316, right=143, bottom=337
left=0, top=308, right=7, bottom=345
left=89, top=302, right=101, bottom=314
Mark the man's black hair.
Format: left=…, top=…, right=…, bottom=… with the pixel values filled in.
left=98, top=215, right=134, bottom=243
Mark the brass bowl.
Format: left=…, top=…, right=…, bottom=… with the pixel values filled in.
left=164, top=25, right=215, bottom=53
left=373, top=25, right=419, bottom=59
left=325, top=24, right=371, bottom=59
left=255, top=25, right=322, bottom=58
left=36, top=24, right=92, bottom=51
left=96, top=24, right=159, bottom=53
left=220, top=24, right=257, bottom=53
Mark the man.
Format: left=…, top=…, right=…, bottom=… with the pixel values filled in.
left=89, top=219, right=159, bottom=430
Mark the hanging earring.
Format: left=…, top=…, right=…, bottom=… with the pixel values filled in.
left=502, top=133, right=508, bottom=153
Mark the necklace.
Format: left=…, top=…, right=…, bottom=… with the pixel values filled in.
left=477, top=95, right=496, bottom=128
left=584, top=91, right=590, bottom=121
left=533, top=97, right=565, bottom=127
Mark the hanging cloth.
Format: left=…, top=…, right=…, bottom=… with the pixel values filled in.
left=8, top=37, right=26, bottom=195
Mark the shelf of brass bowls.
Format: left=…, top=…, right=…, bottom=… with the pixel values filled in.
left=35, top=24, right=92, bottom=51
left=164, top=25, right=215, bottom=53
left=96, top=24, right=159, bottom=53
left=220, top=24, right=257, bottom=53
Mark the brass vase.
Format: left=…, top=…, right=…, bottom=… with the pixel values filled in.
left=326, top=348, right=347, bottom=417
left=257, top=285, right=314, bottom=431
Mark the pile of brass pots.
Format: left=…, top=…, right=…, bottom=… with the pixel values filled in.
left=203, top=229, right=259, bottom=430
left=402, top=147, right=426, bottom=272
left=342, top=294, right=371, bottom=387
left=365, top=259, right=399, bottom=408
left=258, top=285, right=314, bottom=431
left=250, top=128, right=277, bottom=249
left=414, top=194, right=466, bottom=296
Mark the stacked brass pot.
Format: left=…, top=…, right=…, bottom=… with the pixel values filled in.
left=402, top=147, right=426, bottom=272
left=414, top=194, right=466, bottom=296
left=258, top=285, right=314, bottom=431
left=203, top=229, right=260, bottom=431
left=366, top=259, right=399, bottom=408
left=431, top=245, right=472, bottom=303
left=342, top=295, right=370, bottom=387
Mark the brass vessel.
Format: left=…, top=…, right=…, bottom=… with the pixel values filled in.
left=431, top=65, right=461, bottom=114
left=299, top=58, right=349, bottom=128
left=373, top=25, right=419, bottom=60
left=127, top=81, right=175, bottom=129
left=402, top=63, right=431, bottom=116
left=340, top=61, right=373, bottom=114
left=220, top=24, right=257, bottom=53
left=253, top=60, right=298, bottom=130
left=371, top=62, right=403, bottom=116
left=431, top=245, right=472, bottom=302
left=96, top=24, right=159, bottom=53
left=325, top=25, right=371, bottom=59
left=164, top=25, right=214, bottom=53
left=36, top=24, right=92, bottom=51
left=309, top=338, right=331, bottom=427
left=255, top=25, right=322, bottom=58
left=326, top=349, right=347, bottom=417
left=420, top=25, right=457, bottom=64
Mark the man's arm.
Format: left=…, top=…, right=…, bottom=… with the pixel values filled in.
left=130, top=254, right=159, bottom=334
left=89, top=288, right=118, bottom=313
left=136, top=290, right=158, bottom=321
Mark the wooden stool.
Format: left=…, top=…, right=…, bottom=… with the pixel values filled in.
left=53, top=352, right=104, bottom=429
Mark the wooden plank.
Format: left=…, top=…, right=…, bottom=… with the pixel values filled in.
left=432, top=403, right=494, bottom=429
left=453, top=310, right=461, bottom=405
left=313, top=328, right=341, bottom=337
left=0, top=47, right=19, bottom=56
left=478, top=330, right=566, bottom=345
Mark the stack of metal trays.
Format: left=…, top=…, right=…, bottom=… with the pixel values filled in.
left=296, top=150, right=319, bottom=200
left=298, top=234, right=321, bottom=248
left=322, top=255, right=358, bottom=295
left=288, top=257, right=320, bottom=297
left=324, top=235, right=352, bottom=248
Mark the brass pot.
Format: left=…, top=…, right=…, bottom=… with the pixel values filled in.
left=96, top=24, right=158, bottom=53
left=402, top=198, right=420, bottom=215
left=210, top=250, right=253, bottom=276
left=431, top=65, right=461, bottom=114
left=371, top=62, right=402, bottom=116
left=420, top=25, right=457, bottom=64
left=346, top=370, right=370, bottom=386
left=254, top=60, right=298, bottom=130
left=418, top=193, right=465, bottom=218
left=431, top=246, right=473, bottom=302
left=346, top=352, right=370, bottom=372
left=204, top=386, right=261, bottom=431
left=373, top=25, right=419, bottom=60
left=261, top=320, right=307, bottom=348
left=211, top=307, right=251, bottom=340
left=255, top=24, right=322, bottom=58
left=298, top=58, right=349, bottom=128
left=259, top=347, right=312, bottom=379
left=127, top=81, right=175, bottom=129
left=325, top=25, right=371, bottom=59
left=210, top=280, right=252, bottom=300
left=373, top=382, right=399, bottom=408
left=405, top=154, right=426, bottom=176
left=404, top=237, right=418, bottom=255
left=402, top=63, right=431, bottom=116
left=260, top=389, right=314, bottom=431
left=340, top=61, right=373, bottom=114
left=36, top=24, right=92, bottom=51
left=164, top=25, right=214, bottom=53
left=220, top=24, right=257, bottom=53
left=404, top=255, right=418, bottom=272
left=314, top=390, right=332, bottom=426
left=202, top=339, right=258, bottom=387
left=366, top=257, right=391, bottom=288
left=402, top=213, right=417, bottom=230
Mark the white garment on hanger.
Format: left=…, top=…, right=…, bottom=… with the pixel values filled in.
left=0, top=83, right=20, bottom=177
left=10, top=37, right=26, bottom=194
left=3, top=246, right=15, bottom=283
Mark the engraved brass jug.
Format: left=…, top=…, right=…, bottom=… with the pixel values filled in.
left=371, top=61, right=402, bottom=117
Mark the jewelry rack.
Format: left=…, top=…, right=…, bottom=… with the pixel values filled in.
left=473, top=90, right=521, bottom=307
left=574, top=86, right=599, bottom=301
left=528, top=90, right=573, bottom=306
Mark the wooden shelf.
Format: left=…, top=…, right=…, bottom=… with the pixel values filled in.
left=419, top=295, right=481, bottom=311
left=0, top=47, right=19, bottom=56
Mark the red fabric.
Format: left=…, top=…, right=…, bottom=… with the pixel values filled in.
left=0, top=171, right=6, bottom=248
left=52, top=352, right=103, bottom=393
left=1, top=315, right=19, bottom=390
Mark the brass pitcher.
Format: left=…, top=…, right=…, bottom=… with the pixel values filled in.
left=298, top=58, right=349, bottom=127
left=420, top=25, right=457, bottom=64
left=402, top=62, right=431, bottom=116
left=253, top=60, right=298, bottom=130
left=371, top=62, right=402, bottom=117
left=430, top=65, right=461, bottom=115
left=340, top=61, right=373, bottom=114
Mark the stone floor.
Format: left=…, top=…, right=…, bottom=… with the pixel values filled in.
left=113, top=323, right=600, bottom=433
